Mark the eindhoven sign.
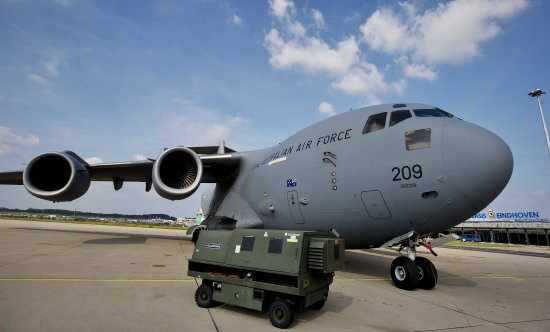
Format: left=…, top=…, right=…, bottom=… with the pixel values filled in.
left=468, top=209, right=548, bottom=222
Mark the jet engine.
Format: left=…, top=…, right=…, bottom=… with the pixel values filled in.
left=152, top=146, right=203, bottom=200
left=23, top=152, right=91, bottom=202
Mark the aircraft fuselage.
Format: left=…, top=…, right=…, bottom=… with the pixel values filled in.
left=204, top=103, right=513, bottom=249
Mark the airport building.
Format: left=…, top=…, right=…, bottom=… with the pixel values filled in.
left=449, top=209, right=550, bottom=246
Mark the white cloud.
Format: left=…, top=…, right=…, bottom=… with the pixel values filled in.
left=232, top=14, right=242, bottom=26
left=0, top=126, right=40, bottom=146
left=0, top=126, right=40, bottom=156
left=264, top=0, right=527, bottom=101
left=360, top=8, right=411, bottom=55
left=331, top=62, right=406, bottom=104
left=360, top=0, right=529, bottom=79
left=265, top=2, right=359, bottom=75
left=265, top=0, right=401, bottom=101
left=132, top=154, right=147, bottom=161
left=312, top=9, right=325, bottom=29
left=531, top=190, right=546, bottom=196
left=400, top=61, right=437, bottom=81
left=85, top=157, right=103, bottom=164
left=269, top=0, right=296, bottom=20
left=331, top=64, right=387, bottom=96
left=318, top=101, right=335, bottom=116
left=26, top=74, right=50, bottom=85
left=265, top=30, right=359, bottom=75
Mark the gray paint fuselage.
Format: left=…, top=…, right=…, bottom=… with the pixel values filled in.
left=204, top=103, right=513, bottom=249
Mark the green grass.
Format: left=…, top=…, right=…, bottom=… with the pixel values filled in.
left=446, top=241, right=520, bottom=248
left=0, top=216, right=189, bottom=230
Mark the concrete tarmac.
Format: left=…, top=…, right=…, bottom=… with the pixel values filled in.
left=1, top=219, right=550, bottom=332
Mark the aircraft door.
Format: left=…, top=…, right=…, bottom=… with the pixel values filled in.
left=287, top=190, right=305, bottom=224
left=361, top=190, right=392, bottom=219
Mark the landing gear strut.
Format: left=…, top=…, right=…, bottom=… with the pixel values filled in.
left=389, top=234, right=438, bottom=290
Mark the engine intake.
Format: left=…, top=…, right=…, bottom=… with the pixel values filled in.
left=23, top=152, right=91, bottom=202
left=153, top=146, right=203, bottom=200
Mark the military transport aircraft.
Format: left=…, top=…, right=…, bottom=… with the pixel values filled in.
left=0, top=103, right=513, bottom=290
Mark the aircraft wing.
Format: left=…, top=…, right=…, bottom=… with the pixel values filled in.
left=0, top=162, right=156, bottom=186
left=0, top=171, right=24, bottom=185
left=0, top=144, right=240, bottom=202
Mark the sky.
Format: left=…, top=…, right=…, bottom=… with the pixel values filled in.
left=0, top=0, right=548, bottom=219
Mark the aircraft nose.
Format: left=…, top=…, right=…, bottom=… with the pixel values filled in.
left=441, top=121, right=513, bottom=211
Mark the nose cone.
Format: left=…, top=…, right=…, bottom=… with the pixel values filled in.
left=442, top=122, right=513, bottom=211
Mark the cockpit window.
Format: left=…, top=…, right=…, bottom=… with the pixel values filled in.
left=390, top=110, right=412, bottom=126
left=405, top=128, right=431, bottom=150
left=413, top=108, right=453, bottom=118
left=362, top=112, right=387, bottom=134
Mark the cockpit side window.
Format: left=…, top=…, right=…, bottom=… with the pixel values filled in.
left=405, top=128, right=431, bottom=150
left=362, top=112, right=387, bottom=134
left=389, top=110, right=412, bottom=126
left=413, top=108, right=454, bottom=118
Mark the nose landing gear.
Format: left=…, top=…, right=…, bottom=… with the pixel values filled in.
left=388, top=234, right=438, bottom=290
left=415, top=256, right=438, bottom=290
left=390, top=256, right=420, bottom=290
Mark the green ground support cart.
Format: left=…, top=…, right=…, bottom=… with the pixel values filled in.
left=188, top=229, right=345, bottom=329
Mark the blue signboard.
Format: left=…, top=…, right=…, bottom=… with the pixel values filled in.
left=468, top=209, right=547, bottom=222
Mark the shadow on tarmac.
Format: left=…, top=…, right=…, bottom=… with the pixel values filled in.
left=207, top=290, right=354, bottom=329
left=12, top=227, right=189, bottom=241
left=342, top=250, right=477, bottom=288
left=14, top=226, right=479, bottom=288
left=83, top=236, right=147, bottom=244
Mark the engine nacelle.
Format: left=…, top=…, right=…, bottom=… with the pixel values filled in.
left=153, top=146, right=203, bottom=200
left=23, top=152, right=91, bottom=202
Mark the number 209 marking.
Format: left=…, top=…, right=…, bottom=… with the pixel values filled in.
left=392, top=165, right=422, bottom=181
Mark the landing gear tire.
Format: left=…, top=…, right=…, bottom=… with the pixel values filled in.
left=390, top=256, right=419, bottom=290
left=195, top=283, right=214, bottom=308
left=269, top=298, right=294, bottom=329
left=415, top=257, right=438, bottom=290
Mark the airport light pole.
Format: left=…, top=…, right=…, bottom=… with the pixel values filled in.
left=528, top=89, right=550, bottom=156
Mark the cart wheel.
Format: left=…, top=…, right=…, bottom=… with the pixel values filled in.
left=195, top=284, right=214, bottom=308
left=269, top=298, right=294, bottom=329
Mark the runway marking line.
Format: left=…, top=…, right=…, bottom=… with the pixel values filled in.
left=0, top=278, right=196, bottom=282
left=1, top=275, right=526, bottom=283
left=335, top=275, right=525, bottom=281
left=335, top=277, right=393, bottom=281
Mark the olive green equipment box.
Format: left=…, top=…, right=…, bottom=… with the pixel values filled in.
left=188, top=229, right=345, bottom=329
